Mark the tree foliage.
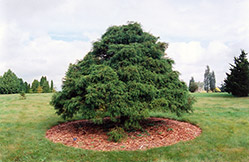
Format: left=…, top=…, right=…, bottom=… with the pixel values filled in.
left=204, top=66, right=210, bottom=92
left=189, top=77, right=198, bottom=92
left=210, top=71, right=216, bottom=91
left=51, top=22, right=194, bottom=129
left=50, top=80, right=54, bottom=92
left=0, top=69, right=21, bottom=94
left=37, top=85, right=43, bottom=93
left=30, top=77, right=54, bottom=93
left=0, top=69, right=54, bottom=94
left=225, top=50, right=249, bottom=97
left=31, top=79, right=40, bottom=93
left=204, top=65, right=216, bottom=92
left=40, top=76, right=50, bottom=93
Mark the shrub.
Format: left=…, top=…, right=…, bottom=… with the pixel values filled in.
left=50, top=22, right=194, bottom=130
left=107, top=127, right=127, bottom=142
left=19, top=91, right=26, bottom=99
left=189, top=82, right=198, bottom=92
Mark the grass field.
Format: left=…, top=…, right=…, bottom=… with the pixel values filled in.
left=0, top=93, right=248, bottom=162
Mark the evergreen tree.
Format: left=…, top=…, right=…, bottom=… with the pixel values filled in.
left=19, top=78, right=26, bottom=92
left=0, top=69, right=21, bottom=94
left=24, top=82, right=30, bottom=93
left=204, top=66, right=216, bottom=92
left=189, top=77, right=195, bottom=88
left=204, top=66, right=210, bottom=92
left=219, top=82, right=226, bottom=92
left=189, top=77, right=198, bottom=92
left=224, top=50, right=249, bottom=97
left=0, top=76, right=3, bottom=93
left=40, top=76, right=46, bottom=86
left=51, top=22, right=195, bottom=129
left=40, top=76, right=50, bottom=93
left=210, top=71, right=216, bottom=91
left=50, top=80, right=54, bottom=92
left=31, top=79, right=39, bottom=93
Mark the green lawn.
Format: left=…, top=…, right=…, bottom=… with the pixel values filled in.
left=0, top=93, right=248, bottom=162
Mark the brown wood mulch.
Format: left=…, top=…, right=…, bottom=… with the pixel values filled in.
left=45, top=117, right=201, bottom=151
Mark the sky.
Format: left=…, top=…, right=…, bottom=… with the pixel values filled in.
left=1, top=0, right=249, bottom=90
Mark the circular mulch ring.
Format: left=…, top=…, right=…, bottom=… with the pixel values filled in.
left=46, top=117, right=201, bottom=151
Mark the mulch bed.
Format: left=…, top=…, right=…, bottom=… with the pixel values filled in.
left=46, top=117, right=201, bottom=151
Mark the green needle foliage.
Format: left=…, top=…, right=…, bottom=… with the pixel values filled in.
left=225, top=50, right=249, bottom=97
left=51, top=22, right=194, bottom=129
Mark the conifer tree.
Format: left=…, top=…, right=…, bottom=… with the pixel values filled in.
left=204, top=66, right=216, bottom=92
left=189, top=77, right=198, bottom=92
left=51, top=22, right=195, bottom=129
left=24, top=82, right=30, bottom=93
left=40, top=76, right=50, bottom=93
left=225, top=50, right=249, bottom=97
left=31, top=79, right=39, bottom=93
left=0, top=69, right=21, bottom=94
left=189, top=77, right=194, bottom=88
left=204, top=66, right=210, bottom=92
left=210, top=71, right=216, bottom=91
left=50, top=80, right=54, bottom=92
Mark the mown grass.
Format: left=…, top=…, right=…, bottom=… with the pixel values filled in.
left=0, top=93, right=248, bottom=162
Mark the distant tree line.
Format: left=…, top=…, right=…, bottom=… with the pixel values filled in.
left=188, top=50, right=249, bottom=97
left=0, top=69, right=55, bottom=94
left=188, top=66, right=216, bottom=93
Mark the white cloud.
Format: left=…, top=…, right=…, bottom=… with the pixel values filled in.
left=168, top=40, right=234, bottom=85
left=0, top=23, right=91, bottom=88
left=168, top=41, right=204, bottom=64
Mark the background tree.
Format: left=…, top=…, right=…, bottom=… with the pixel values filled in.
left=18, top=78, right=27, bottom=93
left=0, top=69, right=21, bottom=94
left=189, top=77, right=198, bottom=92
left=0, top=70, right=53, bottom=94
left=224, top=50, right=249, bottom=97
left=204, top=65, right=210, bottom=92
left=219, top=82, right=226, bottom=92
left=189, top=77, right=194, bottom=88
left=210, top=71, right=216, bottom=91
left=50, top=80, right=54, bottom=92
left=40, top=76, right=50, bottom=93
left=51, top=22, right=195, bottom=130
left=31, top=79, right=39, bottom=93
left=24, top=82, right=30, bottom=93
left=37, top=85, right=43, bottom=93
left=204, top=66, right=216, bottom=92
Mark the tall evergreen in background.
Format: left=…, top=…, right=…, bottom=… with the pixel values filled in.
left=24, top=82, right=30, bottom=93
left=204, top=65, right=216, bottom=92
left=210, top=71, right=216, bottom=91
left=50, top=80, right=54, bottom=92
left=189, top=77, right=194, bottom=88
left=0, top=69, right=21, bottom=94
left=204, top=66, right=210, bottom=92
left=40, top=76, right=50, bottom=93
left=31, top=79, right=40, bottom=93
left=225, top=50, right=249, bottom=97
left=189, top=77, right=198, bottom=92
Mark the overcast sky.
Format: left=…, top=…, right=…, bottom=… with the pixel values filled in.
left=1, top=0, right=249, bottom=90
